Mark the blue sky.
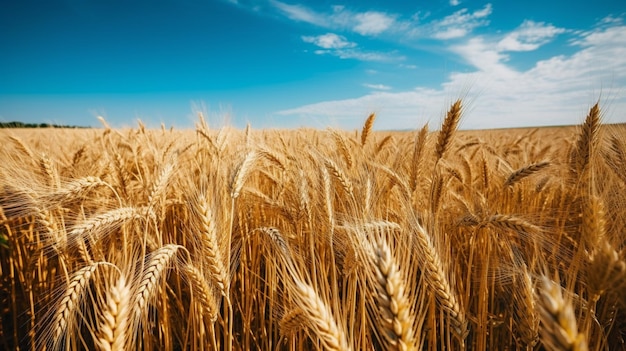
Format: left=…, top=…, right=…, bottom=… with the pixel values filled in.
left=1, top=0, right=625, bottom=129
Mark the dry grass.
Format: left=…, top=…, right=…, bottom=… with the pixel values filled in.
left=1, top=102, right=625, bottom=350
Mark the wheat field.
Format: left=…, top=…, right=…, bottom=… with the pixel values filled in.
left=1, top=101, right=625, bottom=350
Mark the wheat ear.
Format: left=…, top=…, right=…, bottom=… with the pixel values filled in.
left=8, top=135, right=36, bottom=161
left=435, top=100, right=462, bottom=162
left=410, top=124, right=429, bottom=192
left=505, top=162, right=550, bottom=187
left=231, top=151, right=257, bottom=199
left=361, top=113, right=376, bottom=146
left=51, top=263, right=103, bottom=349
left=587, top=240, right=626, bottom=298
left=39, top=153, right=59, bottom=188
left=279, top=308, right=307, bottom=338
left=42, top=176, right=108, bottom=205
left=66, top=207, right=142, bottom=247
left=258, top=227, right=291, bottom=260
left=485, top=214, right=541, bottom=235
left=96, top=276, right=131, bottom=351
left=412, top=221, right=467, bottom=338
left=570, top=103, right=600, bottom=177
left=257, top=146, right=286, bottom=171
left=329, top=129, right=353, bottom=168
left=372, top=162, right=411, bottom=200
left=324, top=158, right=354, bottom=200
left=512, top=265, right=539, bottom=348
left=183, top=264, right=220, bottom=322
left=293, top=279, right=352, bottom=351
left=376, top=135, right=394, bottom=155
left=147, top=158, right=176, bottom=208
left=134, top=245, right=181, bottom=319
left=196, top=194, right=228, bottom=296
left=373, top=240, right=417, bottom=351
left=537, top=276, right=588, bottom=351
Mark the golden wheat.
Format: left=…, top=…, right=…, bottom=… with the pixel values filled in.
left=0, top=101, right=624, bottom=350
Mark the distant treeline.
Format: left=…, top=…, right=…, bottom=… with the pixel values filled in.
left=0, top=121, right=88, bottom=128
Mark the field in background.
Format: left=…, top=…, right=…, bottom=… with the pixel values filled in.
left=1, top=101, right=625, bottom=350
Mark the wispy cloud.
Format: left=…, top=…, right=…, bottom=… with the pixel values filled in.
left=269, top=1, right=493, bottom=40
left=302, top=33, right=404, bottom=62
left=353, top=12, right=396, bottom=35
left=277, top=20, right=626, bottom=130
left=312, top=48, right=404, bottom=62
left=497, top=20, right=566, bottom=51
left=451, top=19, right=566, bottom=74
left=302, top=33, right=355, bottom=49
left=451, top=38, right=516, bottom=76
left=270, top=1, right=397, bottom=36
left=270, top=0, right=327, bottom=26
left=363, top=83, right=392, bottom=90
left=430, top=4, right=492, bottom=39
left=267, top=1, right=497, bottom=65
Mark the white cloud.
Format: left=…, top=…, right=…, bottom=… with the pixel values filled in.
left=452, top=20, right=565, bottom=74
left=276, top=23, right=626, bottom=130
left=314, top=48, right=404, bottom=62
left=270, top=0, right=327, bottom=26
left=255, top=1, right=495, bottom=42
left=353, top=12, right=395, bottom=35
left=302, top=33, right=355, bottom=49
left=431, top=4, right=492, bottom=39
left=301, top=33, right=403, bottom=62
left=433, top=28, right=469, bottom=40
left=451, top=38, right=517, bottom=77
left=271, top=1, right=397, bottom=36
left=598, top=14, right=623, bottom=26
left=363, top=83, right=392, bottom=90
left=497, top=20, right=566, bottom=52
